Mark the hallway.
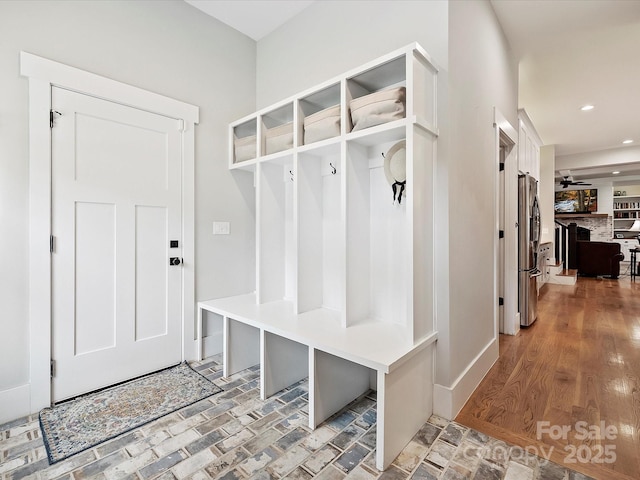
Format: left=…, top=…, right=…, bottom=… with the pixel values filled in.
left=457, top=276, right=640, bottom=480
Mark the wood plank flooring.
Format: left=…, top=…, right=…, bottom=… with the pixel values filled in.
left=456, top=276, right=640, bottom=480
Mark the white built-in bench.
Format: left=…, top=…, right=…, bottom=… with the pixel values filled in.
left=197, top=294, right=437, bottom=470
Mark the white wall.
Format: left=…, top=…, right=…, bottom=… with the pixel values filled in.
left=438, top=0, right=518, bottom=417
left=540, top=145, right=556, bottom=244
left=0, top=0, right=256, bottom=423
left=256, top=0, right=518, bottom=419
left=256, top=0, right=448, bottom=108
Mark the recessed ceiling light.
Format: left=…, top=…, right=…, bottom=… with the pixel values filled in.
left=623, top=139, right=634, bottom=144
left=580, top=105, right=595, bottom=111
left=613, top=171, right=620, bottom=175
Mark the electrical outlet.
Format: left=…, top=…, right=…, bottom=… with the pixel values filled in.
left=213, top=221, right=230, bottom=235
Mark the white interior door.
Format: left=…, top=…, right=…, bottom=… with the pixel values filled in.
left=51, top=87, right=183, bottom=402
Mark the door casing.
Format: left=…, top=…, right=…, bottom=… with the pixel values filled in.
left=493, top=108, right=519, bottom=337
left=21, top=52, right=199, bottom=413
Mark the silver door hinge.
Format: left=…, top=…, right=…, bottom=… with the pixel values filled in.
left=177, top=119, right=185, bottom=132
left=50, top=110, right=62, bottom=128
left=50, top=359, right=56, bottom=378
left=50, top=235, right=55, bottom=253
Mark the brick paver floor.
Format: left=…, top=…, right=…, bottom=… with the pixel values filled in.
left=0, top=355, right=593, bottom=479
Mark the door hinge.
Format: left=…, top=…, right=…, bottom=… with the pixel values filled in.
left=50, top=235, right=55, bottom=253
left=499, top=230, right=504, bottom=239
left=50, top=110, right=62, bottom=128
left=50, top=359, right=56, bottom=378
left=177, top=119, right=185, bottom=132
left=498, top=297, right=504, bottom=306
left=499, top=162, right=505, bottom=172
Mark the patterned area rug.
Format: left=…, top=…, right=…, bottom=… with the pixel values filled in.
left=39, top=362, right=221, bottom=464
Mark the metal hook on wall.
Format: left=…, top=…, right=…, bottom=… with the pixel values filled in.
left=329, top=163, right=337, bottom=175
left=289, top=170, right=294, bottom=181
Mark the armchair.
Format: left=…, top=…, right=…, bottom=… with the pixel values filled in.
left=575, top=240, right=624, bottom=279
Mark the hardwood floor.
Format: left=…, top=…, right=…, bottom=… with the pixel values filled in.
left=456, top=276, right=640, bottom=480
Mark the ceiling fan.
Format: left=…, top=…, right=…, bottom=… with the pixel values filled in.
left=559, top=175, right=592, bottom=189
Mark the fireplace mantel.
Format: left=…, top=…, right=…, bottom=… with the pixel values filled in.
left=555, top=214, right=609, bottom=219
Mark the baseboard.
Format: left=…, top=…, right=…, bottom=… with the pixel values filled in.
left=433, top=338, right=498, bottom=420
left=0, top=384, right=31, bottom=425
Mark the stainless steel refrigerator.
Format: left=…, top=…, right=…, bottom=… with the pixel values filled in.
left=518, top=174, right=541, bottom=326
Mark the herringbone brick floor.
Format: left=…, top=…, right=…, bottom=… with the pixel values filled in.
left=0, top=356, right=592, bottom=479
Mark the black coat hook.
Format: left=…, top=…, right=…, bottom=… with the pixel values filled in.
left=329, top=163, right=337, bottom=175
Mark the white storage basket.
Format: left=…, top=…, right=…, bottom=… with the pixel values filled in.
left=303, top=105, right=341, bottom=145
left=234, top=135, right=256, bottom=163
left=265, top=122, right=294, bottom=155
left=349, top=86, right=406, bottom=131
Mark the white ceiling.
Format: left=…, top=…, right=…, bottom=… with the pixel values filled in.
left=184, top=0, right=315, bottom=41
left=185, top=0, right=640, bottom=181
left=491, top=0, right=640, bottom=181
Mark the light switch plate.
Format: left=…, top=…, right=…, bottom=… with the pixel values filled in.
left=213, top=221, right=230, bottom=235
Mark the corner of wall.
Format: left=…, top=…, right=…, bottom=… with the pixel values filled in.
left=433, top=337, right=498, bottom=420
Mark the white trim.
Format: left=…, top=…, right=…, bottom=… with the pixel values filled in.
left=21, top=52, right=199, bottom=415
left=27, top=76, right=53, bottom=415
left=517, top=108, right=543, bottom=146
left=0, top=384, right=31, bottom=424
left=494, top=108, right=519, bottom=336
left=182, top=123, right=197, bottom=361
left=432, top=338, right=498, bottom=420
left=20, top=52, right=198, bottom=123
left=494, top=108, right=518, bottom=144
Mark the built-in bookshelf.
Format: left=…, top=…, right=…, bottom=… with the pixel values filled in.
left=613, top=188, right=640, bottom=239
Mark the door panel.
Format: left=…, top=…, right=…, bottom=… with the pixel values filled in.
left=74, top=201, right=116, bottom=355
left=135, top=205, right=169, bottom=341
left=52, top=87, right=183, bottom=402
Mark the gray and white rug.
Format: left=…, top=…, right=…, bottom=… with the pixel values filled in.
left=39, top=362, right=222, bottom=464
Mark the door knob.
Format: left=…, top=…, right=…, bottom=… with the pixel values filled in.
left=169, top=257, right=182, bottom=266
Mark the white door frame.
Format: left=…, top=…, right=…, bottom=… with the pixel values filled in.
left=20, top=52, right=199, bottom=413
left=493, top=108, right=519, bottom=337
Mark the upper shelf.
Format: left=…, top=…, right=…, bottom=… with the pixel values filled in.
left=228, top=43, right=438, bottom=170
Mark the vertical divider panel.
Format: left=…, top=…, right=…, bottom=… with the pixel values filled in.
left=410, top=126, right=436, bottom=342
left=259, top=328, right=266, bottom=400
left=284, top=163, right=296, bottom=303
left=258, top=115, right=266, bottom=157
left=257, top=161, right=290, bottom=303
left=297, top=153, right=324, bottom=313
left=295, top=99, right=304, bottom=147
left=228, top=123, right=234, bottom=169
left=339, top=140, right=348, bottom=327
left=255, top=163, right=263, bottom=303
left=222, top=316, right=230, bottom=378
left=309, top=349, right=371, bottom=428
left=197, top=306, right=203, bottom=360
left=261, top=331, right=308, bottom=400
left=345, top=142, right=371, bottom=326
left=321, top=155, right=343, bottom=313
left=412, top=50, right=438, bottom=131
left=375, top=343, right=435, bottom=470
left=225, top=317, right=260, bottom=378
left=341, top=78, right=352, bottom=135
left=409, top=52, right=437, bottom=342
